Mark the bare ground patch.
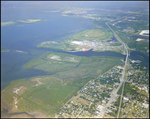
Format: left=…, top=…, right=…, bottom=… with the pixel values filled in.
left=31, top=78, right=44, bottom=86
left=29, top=111, right=47, bottom=118
left=72, top=95, right=90, bottom=106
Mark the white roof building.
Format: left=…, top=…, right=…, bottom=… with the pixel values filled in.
left=115, top=82, right=120, bottom=85
left=102, top=100, right=106, bottom=103
left=142, top=103, right=149, bottom=108
left=71, top=41, right=83, bottom=45
left=97, top=105, right=104, bottom=110
left=117, top=65, right=124, bottom=69
left=139, top=30, right=149, bottom=36
left=123, top=97, right=129, bottom=101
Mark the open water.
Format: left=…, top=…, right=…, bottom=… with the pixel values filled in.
left=1, top=12, right=95, bottom=90
left=1, top=11, right=149, bottom=90
left=126, top=35, right=149, bottom=40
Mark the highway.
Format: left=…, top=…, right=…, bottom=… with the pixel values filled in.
left=98, top=23, right=129, bottom=118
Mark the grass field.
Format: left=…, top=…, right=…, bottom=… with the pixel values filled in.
left=24, top=51, right=123, bottom=80
left=24, top=58, right=46, bottom=69
left=38, top=29, right=114, bottom=52
left=38, top=41, right=66, bottom=50
left=2, top=52, right=123, bottom=117
left=3, top=44, right=124, bottom=117
left=64, top=29, right=112, bottom=43
left=68, top=29, right=108, bottom=41
left=1, top=75, right=96, bottom=117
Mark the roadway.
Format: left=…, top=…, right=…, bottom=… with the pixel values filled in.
left=98, top=23, right=129, bottom=118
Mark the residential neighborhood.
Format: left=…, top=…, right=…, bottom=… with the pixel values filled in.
left=57, top=59, right=149, bottom=118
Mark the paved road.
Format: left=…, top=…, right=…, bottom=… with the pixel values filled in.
left=98, top=23, right=129, bottom=118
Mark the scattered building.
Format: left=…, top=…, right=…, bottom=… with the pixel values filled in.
left=123, top=97, right=129, bottom=102
left=139, top=30, right=149, bottom=36
left=117, top=65, right=124, bottom=69
left=97, top=105, right=104, bottom=110
left=142, top=103, right=149, bottom=109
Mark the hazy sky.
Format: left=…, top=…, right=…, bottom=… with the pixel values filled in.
left=1, top=1, right=149, bottom=9
left=1, top=1, right=149, bottom=21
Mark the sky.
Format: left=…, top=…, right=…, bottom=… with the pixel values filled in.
left=1, top=1, right=149, bottom=21
left=1, top=1, right=149, bottom=9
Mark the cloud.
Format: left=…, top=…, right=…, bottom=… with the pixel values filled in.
left=43, top=10, right=60, bottom=13
left=1, top=19, right=45, bottom=26
left=17, top=19, right=41, bottom=23
left=1, top=21, right=15, bottom=26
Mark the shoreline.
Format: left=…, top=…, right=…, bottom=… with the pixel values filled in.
left=1, top=108, right=47, bottom=118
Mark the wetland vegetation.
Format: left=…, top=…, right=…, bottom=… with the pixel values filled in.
left=2, top=50, right=123, bottom=117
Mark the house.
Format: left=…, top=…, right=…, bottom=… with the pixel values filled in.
left=123, top=97, right=129, bottom=102
left=117, top=65, right=124, bottom=69
left=115, top=82, right=119, bottom=86
left=97, top=105, right=104, bottom=110
left=102, top=100, right=106, bottom=103
left=95, top=111, right=100, bottom=114
left=142, top=103, right=149, bottom=108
